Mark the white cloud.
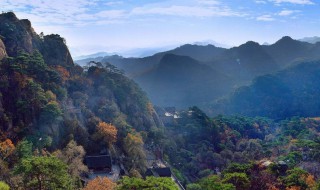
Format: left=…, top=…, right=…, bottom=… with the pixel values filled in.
left=255, top=0, right=267, bottom=4
left=278, top=10, right=299, bottom=16
left=256, top=14, right=275, bottom=21
left=131, top=5, right=245, bottom=18
left=270, top=0, right=314, bottom=5
left=0, top=0, right=129, bottom=26
left=104, top=1, right=123, bottom=6
left=0, top=0, right=247, bottom=27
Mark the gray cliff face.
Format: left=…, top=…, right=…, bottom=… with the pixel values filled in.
left=0, top=12, right=74, bottom=67
left=0, top=39, right=7, bottom=60
left=0, top=12, right=36, bottom=56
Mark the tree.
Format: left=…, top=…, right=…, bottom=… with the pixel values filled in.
left=117, top=176, right=179, bottom=190
left=198, top=175, right=235, bottom=190
left=187, top=183, right=202, bottom=190
left=0, top=181, right=9, bottom=190
left=123, top=133, right=147, bottom=172
left=222, top=173, right=250, bottom=190
left=40, top=100, right=62, bottom=123
left=83, top=177, right=116, bottom=190
left=14, top=156, right=73, bottom=189
left=283, top=168, right=315, bottom=190
left=15, top=139, right=33, bottom=159
left=54, top=140, right=88, bottom=178
left=54, top=65, right=70, bottom=82
left=92, top=122, right=117, bottom=148
left=0, top=159, right=9, bottom=181
left=0, top=139, right=15, bottom=160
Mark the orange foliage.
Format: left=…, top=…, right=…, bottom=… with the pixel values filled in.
left=93, top=122, right=117, bottom=147
left=305, top=174, right=316, bottom=189
left=267, top=184, right=279, bottom=190
left=0, top=139, right=15, bottom=159
left=83, top=177, right=116, bottom=190
left=285, top=186, right=301, bottom=190
left=54, top=65, right=70, bottom=82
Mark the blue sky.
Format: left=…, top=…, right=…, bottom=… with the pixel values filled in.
left=0, top=0, right=319, bottom=57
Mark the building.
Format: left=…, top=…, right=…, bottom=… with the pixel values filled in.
left=85, top=155, right=112, bottom=173
left=145, top=167, right=172, bottom=177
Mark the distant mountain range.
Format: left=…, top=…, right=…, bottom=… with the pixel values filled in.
left=299, top=36, right=320, bottom=44
left=76, top=36, right=320, bottom=113
left=73, top=52, right=114, bottom=61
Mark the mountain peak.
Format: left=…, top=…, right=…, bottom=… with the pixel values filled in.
left=0, top=12, right=74, bottom=66
left=239, top=41, right=260, bottom=48
left=0, top=12, right=18, bottom=21
left=275, top=36, right=295, bottom=44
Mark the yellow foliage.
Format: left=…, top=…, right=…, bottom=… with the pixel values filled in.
left=93, top=122, right=117, bottom=147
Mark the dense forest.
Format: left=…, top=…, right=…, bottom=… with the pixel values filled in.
left=159, top=107, right=320, bottom=189
left=1, top=11, right=320, bottom=190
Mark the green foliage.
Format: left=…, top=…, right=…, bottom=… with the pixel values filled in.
left=186, top=183, right=202, bottom=190
left=117, top=176, right=179, bottom=190
left=15, top=140, right=33, bottom=159
left=281, top=151, right=302, bottom=167
left=221, top=172, right=250, bottom=190
left=198, top=175, right=235, bottom=190
left=224, top=163, right=252, bottom=175
left=40, top=101, right=62, bottom=123
left=14, top=156, right=73, bottom=189
left=0, top=181, right=9, bottom=190
left=221, top=61, right=320, bottom=119
left=283, top=168, right=309, bottom=189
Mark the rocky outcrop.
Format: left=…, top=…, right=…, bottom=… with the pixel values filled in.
left=0, top=12, right=38, bottom=56
left=0, top=39, right=7, bottom=60
left=40, top=34, right=74, bottom=66
left=0, top=12, right=73, bottom=66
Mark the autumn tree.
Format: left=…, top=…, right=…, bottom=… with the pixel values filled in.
left=83, top=177, right=116, bottom=190
left=54, top=140, right=88, bottom=178
left=54, top=65, right=70, bottom=82
left=92, top=122, right=117, bottom=148
left=0, top=139, right=15, bottom=160
left=123, top=132, right=147, bottom=172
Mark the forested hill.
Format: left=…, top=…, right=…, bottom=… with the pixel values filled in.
left=214, top=60, right=320, bottom=119
left=0, top=12, right=165, bottom=188
left=135, top=54, right=233, bottom=107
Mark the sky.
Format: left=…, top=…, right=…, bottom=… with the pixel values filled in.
left=0, top=0, right=319, bottom=57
